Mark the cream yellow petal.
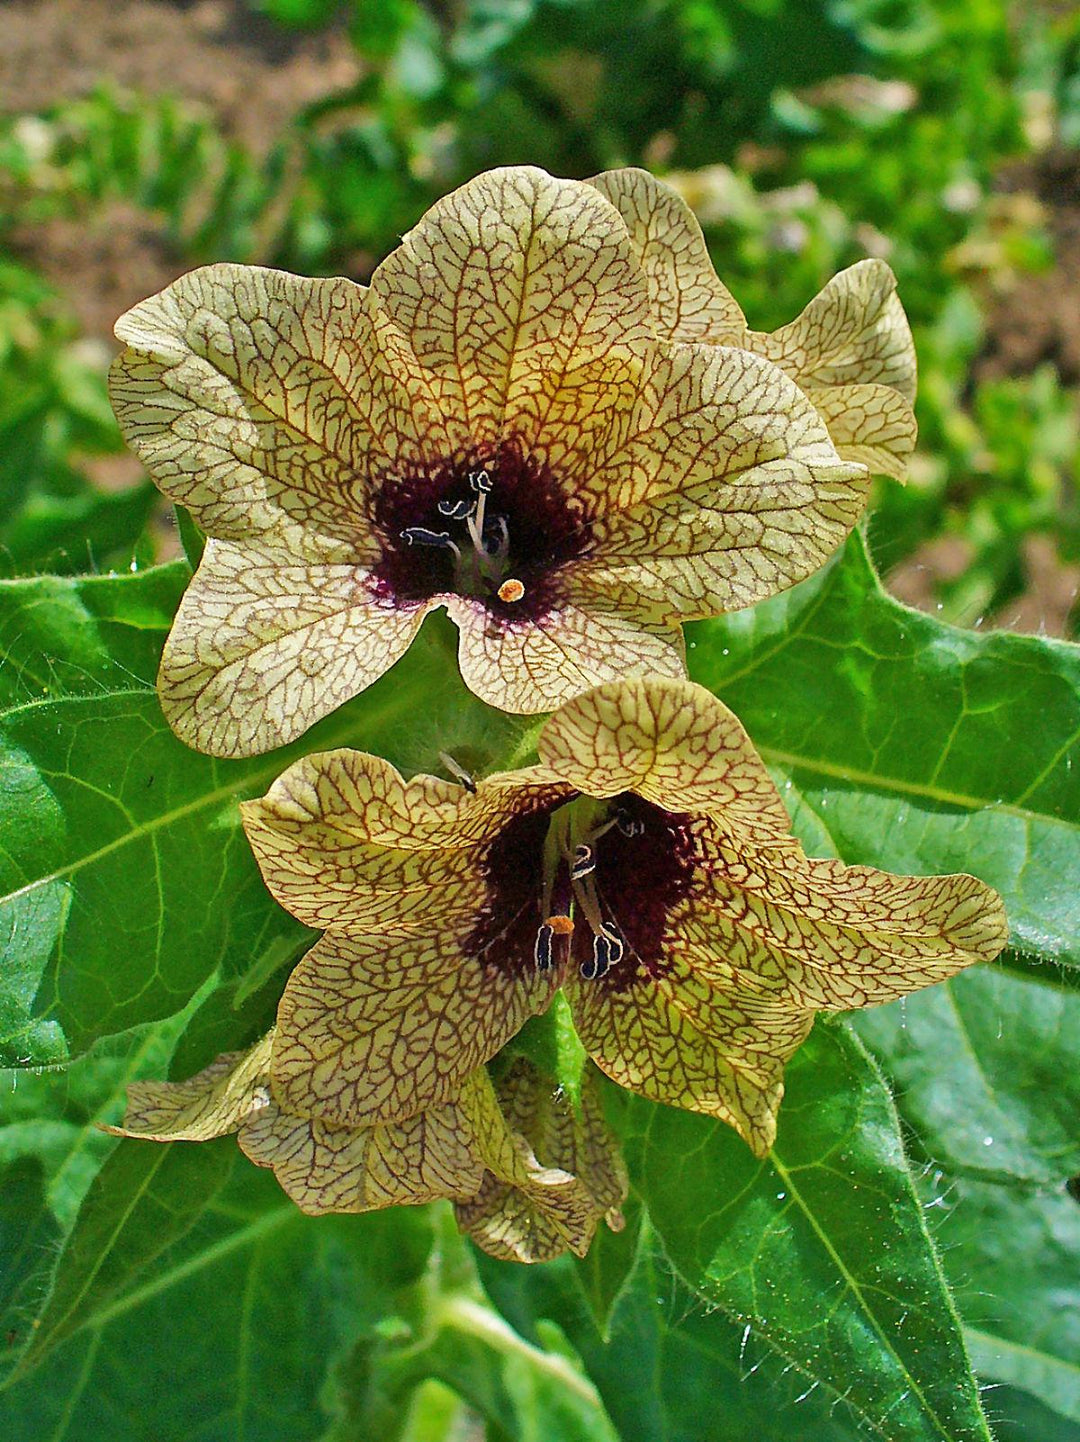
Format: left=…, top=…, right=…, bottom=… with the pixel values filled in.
left=368, top=166, right=652, bottom=448
left=103, top=1033, right=275, bottom=1142
left=543, top=676, right=1007, bottom=1151
left=456, top=1173, right=577, bottom=1263
left=455, top=1063, right=619, bottom=1262
left=270, top=931, right=558, bottom=1129
left=158, top=539, right=427, bottom=758
left=587, top=178, right=915, bottom=477
left=538, top=675, right=794, bottom=835
left=587, top=167, right=746, bottom=344
left=564, top=958, right=809, bottom=1157
left=493, top=1058, right=627, bottom=1219
left=238, top=1086, right=486, bottom=1215
left=110, top=264, right=417, bottom=556
left=749, top=258, right=916, bottom=404
left=567, top=343, right=868, bottom=613
left=678, top=842, right=1008, bottom=1008
left=241, top=748, right=567, bottom=931
left=447, top=593, right=686, bottom=716
left=807, top=382, right=916, bottom=482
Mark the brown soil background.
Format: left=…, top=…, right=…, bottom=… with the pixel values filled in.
left=3, top=0, right=1077, bottom=631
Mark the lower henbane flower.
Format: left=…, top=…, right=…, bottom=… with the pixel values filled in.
left=105, top=1032, right=625, bottom=1261
left=241, top=675, right=1008, bottom=1156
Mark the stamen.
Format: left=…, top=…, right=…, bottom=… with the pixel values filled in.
left=467, top=486, right=490, bottom=556
left=614, top=809, right=646, bottom=839
left=437, top=497, right=475, bottom=521
left=438, top=751, right=476, bottom=793
left=401, top=527, right=461, bottom=561
left=498, top=578, right=525, bottom=604
left=486, top=515, right=510, bottom=560
left=534, top=923, right=554, bottom=972
left=534, top=913, right=574, bottom=973
left=571, top=844, right=595, bottom=880
left=469, top=469, right=492, bottom=494
left=581, top=930, right=624, bottom=981
left=571, top=871, right=609, bottom=938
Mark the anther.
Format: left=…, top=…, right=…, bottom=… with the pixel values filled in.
left=570, top=844, right=595, bottom=880
left=400, top=527, right=460, bottom=557
left=534, top=923, right=554, bottom=972
left=437, top=497, right=475, bottom=521
left=497, top=578, right=525, bottom=604
left=614, top=810, right=646, bottom=838
left=438, top=751, right=476, bottom=793
left=486, top=514, right=510, bottom=559
left=581, top=929, right=623, bottom=981
left=469, top=469, right=492, bottom=494
left=534, top=914, right=574, bottom=972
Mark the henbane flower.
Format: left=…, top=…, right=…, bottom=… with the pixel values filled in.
left=587, top=167, right=917, bottom=482
left=240, top=675, right=1008, bottom=1157
left=105, top=1031, right=626, bottom=1262
left=110, top=165, right=870, bottom=757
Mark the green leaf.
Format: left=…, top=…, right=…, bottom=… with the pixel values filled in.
left=330, top=1212, right=617, bottom=1442
left=852, top=941, right=1080, bottom=1427
left=924, top=1171, right=1080, bottom=1431
left=3, top=1139, right=615, bottom=1442
left=687, top=529, right=1080, bottom=973
left=0, top=573, right=516, bottom=1065
left=352, top=1287, right=616, bottom=1442
left=0, top=563, right=187, bottom=707
left=855, top=965, right=1080, bottom=1185
left=478, top=1217, right=866, bottom=1442
left=11, top=1136, right=237, bottom=1377
left=0, top=1158, right=63, bottom=1374
left=571, top=1194, right=643, bottom=1339
left=985, top=1386, right=1080, bottom=1442
left=0, top=1161, right=436, bottom=1441
left=500, top=994, right=589, bottom=1106
left=0, top=480, right=158, bottom=579
left=0, top=997, right=208, bottom=1384
left=625, top=1021, right=993, bottom=1442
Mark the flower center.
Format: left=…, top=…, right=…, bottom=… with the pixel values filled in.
left=399, top=469, right=526, bottom=604
left=468, top=792, right=696, bottom=994
left=370, top=439, right=591, bottom=621
left=533, top=797, right=651, bottom=983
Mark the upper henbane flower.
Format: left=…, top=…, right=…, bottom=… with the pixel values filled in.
left=110, top=165, right=872, bottom=757
left=587, top=167, right=917, bottom=483
left=240, top=675, right=1008, bottom=1157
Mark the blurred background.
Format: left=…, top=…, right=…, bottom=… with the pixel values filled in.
left=2, top=0, right=1079, bottom=635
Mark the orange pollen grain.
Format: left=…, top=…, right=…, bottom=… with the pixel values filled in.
left=498, top=578, right=525, bottom=603
left=545, top=913, right=575, bottom=935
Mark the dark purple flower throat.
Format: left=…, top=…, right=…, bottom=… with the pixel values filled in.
left=470, top=792, right=698, bottom=995
left=371, top=438, right=592, bottom=622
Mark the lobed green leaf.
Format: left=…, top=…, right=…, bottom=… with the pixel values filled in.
left=624, top=1022, right=994, bottom=1442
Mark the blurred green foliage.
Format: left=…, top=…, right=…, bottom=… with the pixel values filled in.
left=2, top=6, right=1080, bottom=1439
left=0, top=261, right=155, bottom=576
left=0, top=0, right=1078, bottom=613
